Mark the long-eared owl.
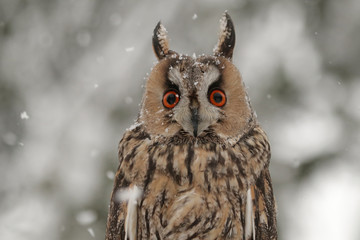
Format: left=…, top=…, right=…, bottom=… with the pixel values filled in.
left=106, top=13, right=277, bottom=240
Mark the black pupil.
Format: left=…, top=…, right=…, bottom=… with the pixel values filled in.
left=167, top=93, right=176, bottom=105
left=213, top=92, right=223, bottom=103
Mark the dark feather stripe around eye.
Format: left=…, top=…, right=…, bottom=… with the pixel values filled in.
left=207, top=76, right=223, bottom=96
left=165, top=68, right=180, bottom=92
left=165, top=81, right=180, bottom=93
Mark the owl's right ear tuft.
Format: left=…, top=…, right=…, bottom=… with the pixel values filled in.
left=213, top=12, right=236, bottom=60
left=152, top=21, right=170, bottom=60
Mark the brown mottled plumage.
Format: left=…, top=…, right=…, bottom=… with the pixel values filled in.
left=106, top=13, right=277, bottom=240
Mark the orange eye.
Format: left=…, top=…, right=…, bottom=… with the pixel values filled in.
left=209, top=89, right=226, bottom=107
left=163, top=90, right=180, bottom=109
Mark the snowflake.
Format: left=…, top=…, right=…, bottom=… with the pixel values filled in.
left=20, top=111, right=29, bottom=120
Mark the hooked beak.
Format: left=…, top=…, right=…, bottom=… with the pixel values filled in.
left=191, top=107, right=199, bottom=137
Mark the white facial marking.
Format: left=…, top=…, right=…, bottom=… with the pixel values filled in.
left=202, top=65, right=220, bottom=90
left=168, top=66, right=182, bottom=87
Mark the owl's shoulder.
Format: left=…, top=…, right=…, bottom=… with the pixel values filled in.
left=118, top=122, right=150, bottom=155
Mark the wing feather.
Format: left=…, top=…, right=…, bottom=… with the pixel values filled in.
left=252, top=169, right=277, bottom=240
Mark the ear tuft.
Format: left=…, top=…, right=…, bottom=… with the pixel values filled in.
left=213, top=12, right=236, bottom=60
left=152, top=21, right=170, bottom=60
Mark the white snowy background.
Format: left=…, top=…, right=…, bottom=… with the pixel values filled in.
left=1, top=0, right=359, bottom=239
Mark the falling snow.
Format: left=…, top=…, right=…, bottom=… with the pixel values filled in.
left=20, top=111, right=29, bottom=120
left=87, top=228, right=95, bottom=238
left=125, top=47, right=135, bottom=52
left=116, top=185, right=142, bottom=204
left=106, top=171, right=115, bottom=180
left=76, top=210, right=98, bottom=225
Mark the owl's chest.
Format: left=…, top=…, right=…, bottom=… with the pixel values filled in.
left=137, top=145, right=248, bottom=239
left=148, top=144, right=247, bottom=193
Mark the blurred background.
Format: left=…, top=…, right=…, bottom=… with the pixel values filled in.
left=1, top=0, right=359, bottom=239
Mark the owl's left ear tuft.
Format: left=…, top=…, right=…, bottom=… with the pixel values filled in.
left=213, top=12, right=236, bottom=60
left=152, top=21, right=170, bottom=60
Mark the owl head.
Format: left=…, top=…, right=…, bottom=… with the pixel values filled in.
left=139, top=13, right=255, bottom=141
